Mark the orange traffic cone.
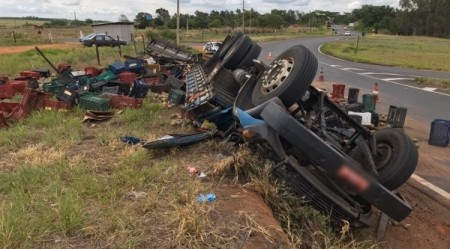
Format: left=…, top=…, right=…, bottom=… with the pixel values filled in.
left=267, top=52, right=273, bottom=60
left=373, top=82, right=380, bottom=103
left=318, top=67, right=324, bottom=82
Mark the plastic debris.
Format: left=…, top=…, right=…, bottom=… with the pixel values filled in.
left=197, top=193, right=216, bottom=203
left=199, top=172, right=207, bottom=178
left=186, top=165, right=199, bottom=175
left=128, top=191, right=147, bottom=201
left=120, top=136, right=142, bottom=145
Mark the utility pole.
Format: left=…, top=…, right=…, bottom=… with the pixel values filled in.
left=242, top=0, right=245, bottom=33
left=248, top=8, right=253, bottom=33
left=176, top=0, right=180, bottom=45
left=186, top=15, right=189, bottom=35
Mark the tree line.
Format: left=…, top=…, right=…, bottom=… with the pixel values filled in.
left=135, top=1, right=450, bottom=38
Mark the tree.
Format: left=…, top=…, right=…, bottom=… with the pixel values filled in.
left=155, top=8, right=170, bottom=26
left=119, top=15, right=130, bottom=22
left=134, top=12, right=152, bottom=29
left=85, top=18, right=93, bottom=25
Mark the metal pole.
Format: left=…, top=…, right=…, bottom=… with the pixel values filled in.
left=95, top=36, right=100, bottom=65
left=34, top=46, right=58, bottom=73
left=242, top=0, right=245, bottom=33
left=132, top=33, right=137, bottom=55
left=355, top=35, right=360, bottom=55
left=117, top=35, right=122, bottom=57
left=176, top=0, right=180, bottom=45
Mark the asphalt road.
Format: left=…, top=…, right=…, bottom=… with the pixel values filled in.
left=258, top=36, right=450, bottom=194
left=259, top=36, right=450, bottom=124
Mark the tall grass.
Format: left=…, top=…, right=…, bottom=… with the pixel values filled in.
left=321, top=35, right=450, bottom=71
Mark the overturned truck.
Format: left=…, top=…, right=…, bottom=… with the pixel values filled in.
left=157, top=32, right=419, bottom=227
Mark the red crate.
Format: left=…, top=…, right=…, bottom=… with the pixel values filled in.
left=84, top=67, right=100, bottom=77
left=42, top=98, right=71, bottom=110
left=118, top=72, right=137, bottom=85
left=20, top=89, right=47, bottom=112
left=57, top=63, right=71, bottom=73
left=9, top=80, right=28, bottom=93
left=9, top=105, right=30, bottom=120
left=0, top=101, right=19, bottom=114
left=0, top=113, right=8, bottom=128
left=110, top=95, right=143, bottom=109
left=19, top=71, right=40, bottom=80
left=332, top=84, right=346, bottom=99
left=0, top=84, right=17, bottom=99
left=0, top=76, right=8, bottom=84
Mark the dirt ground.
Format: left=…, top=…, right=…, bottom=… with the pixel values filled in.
left=1, top=44, right=449, bottom=248
left=0, top=42, right=81, bottom=54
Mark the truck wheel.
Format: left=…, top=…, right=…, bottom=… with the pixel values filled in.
left=236, top=43, right=262, bottom=69
left=218, top=32, right=243, bottom=60
left=251, top=45, right=318, bottom=107
left=222, top=35, right=252, bottom=70
left=350, top=128, right=418, bottom=190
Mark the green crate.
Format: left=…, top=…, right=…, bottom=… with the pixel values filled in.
left=79, top=93, right=111, bottom=111
left=96, top=70, right=116, bottom=82
left=362, top=94, right=376, bottom=112
left=168, top=89, right=186, bottom=105
left=43, top=81, right=64, bottom=94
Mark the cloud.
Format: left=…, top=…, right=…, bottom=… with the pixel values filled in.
left=0, top=0, right=400, bottom=21
left=63, top=0, right=81, bottom=6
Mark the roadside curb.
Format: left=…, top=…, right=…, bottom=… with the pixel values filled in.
left=407, top=176, right=450, bottom=210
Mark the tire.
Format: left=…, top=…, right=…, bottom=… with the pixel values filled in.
left=218, top=32, right=243, bottom=60
left=251, top=45, right=318, bottom=107
left=350, top=128, right=418, bottom=190
left=236, top=42, right=262, bottom=69
left=222, top=35, right=252, bottom=70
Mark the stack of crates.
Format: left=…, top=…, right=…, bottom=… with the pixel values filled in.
left=79, top=92, right=111, bottom=111
left=428, top=119, right=450, bottom=147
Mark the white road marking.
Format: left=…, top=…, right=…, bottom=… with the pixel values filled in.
left=359, top=72, right=413, bottom=76
left=382, top=77, right=415, bottom=81
left=410, top=174, right=450, bottom=200
left=341, top=67, right=364, bottom=71
left=423, top=87, right=437, bottom=92
left=317, top=44, right=450, bottom=97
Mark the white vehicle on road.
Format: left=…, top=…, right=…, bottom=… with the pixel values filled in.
left=203, top=42, right=222, bottom=54
left=344, top=31, right=351, bottom=36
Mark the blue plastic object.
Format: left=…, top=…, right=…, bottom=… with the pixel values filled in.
left=237, top=108, right=265, bottom=128
left=107, top=61, right=127, bottom=75
left=428, top=119, right=450, bottom=147
left=129, top=79, right=149, bottom=98
left=120, top=136, right=142, bottom=145
left=125, top=59, right=144, bottom=74
left=197, top=193, right=216, bottom=203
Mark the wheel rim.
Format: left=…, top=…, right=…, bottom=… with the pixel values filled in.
left=374, top=143, right=393, bottom=171
left=260, top=57, right=294, bottom=94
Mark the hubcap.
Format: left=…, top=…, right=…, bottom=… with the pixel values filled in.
left=260, top=57, right=294, bottom=94
left=374, top=143, right=393, bottom=171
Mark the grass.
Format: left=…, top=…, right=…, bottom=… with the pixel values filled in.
left=0, top=45, right=141, bottom=77
left=415, top=77, right=450, bottom=89
left=321, top=34, right=450, bottom=71
left=0, top=32, right=378, bottom=247
left=0, top=95, right=379, bottom=248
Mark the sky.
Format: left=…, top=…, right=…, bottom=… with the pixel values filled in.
left=1, top=0, right=400, bottom=21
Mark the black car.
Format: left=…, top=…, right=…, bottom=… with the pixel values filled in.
left=80, top=34, right=127, bottom=47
